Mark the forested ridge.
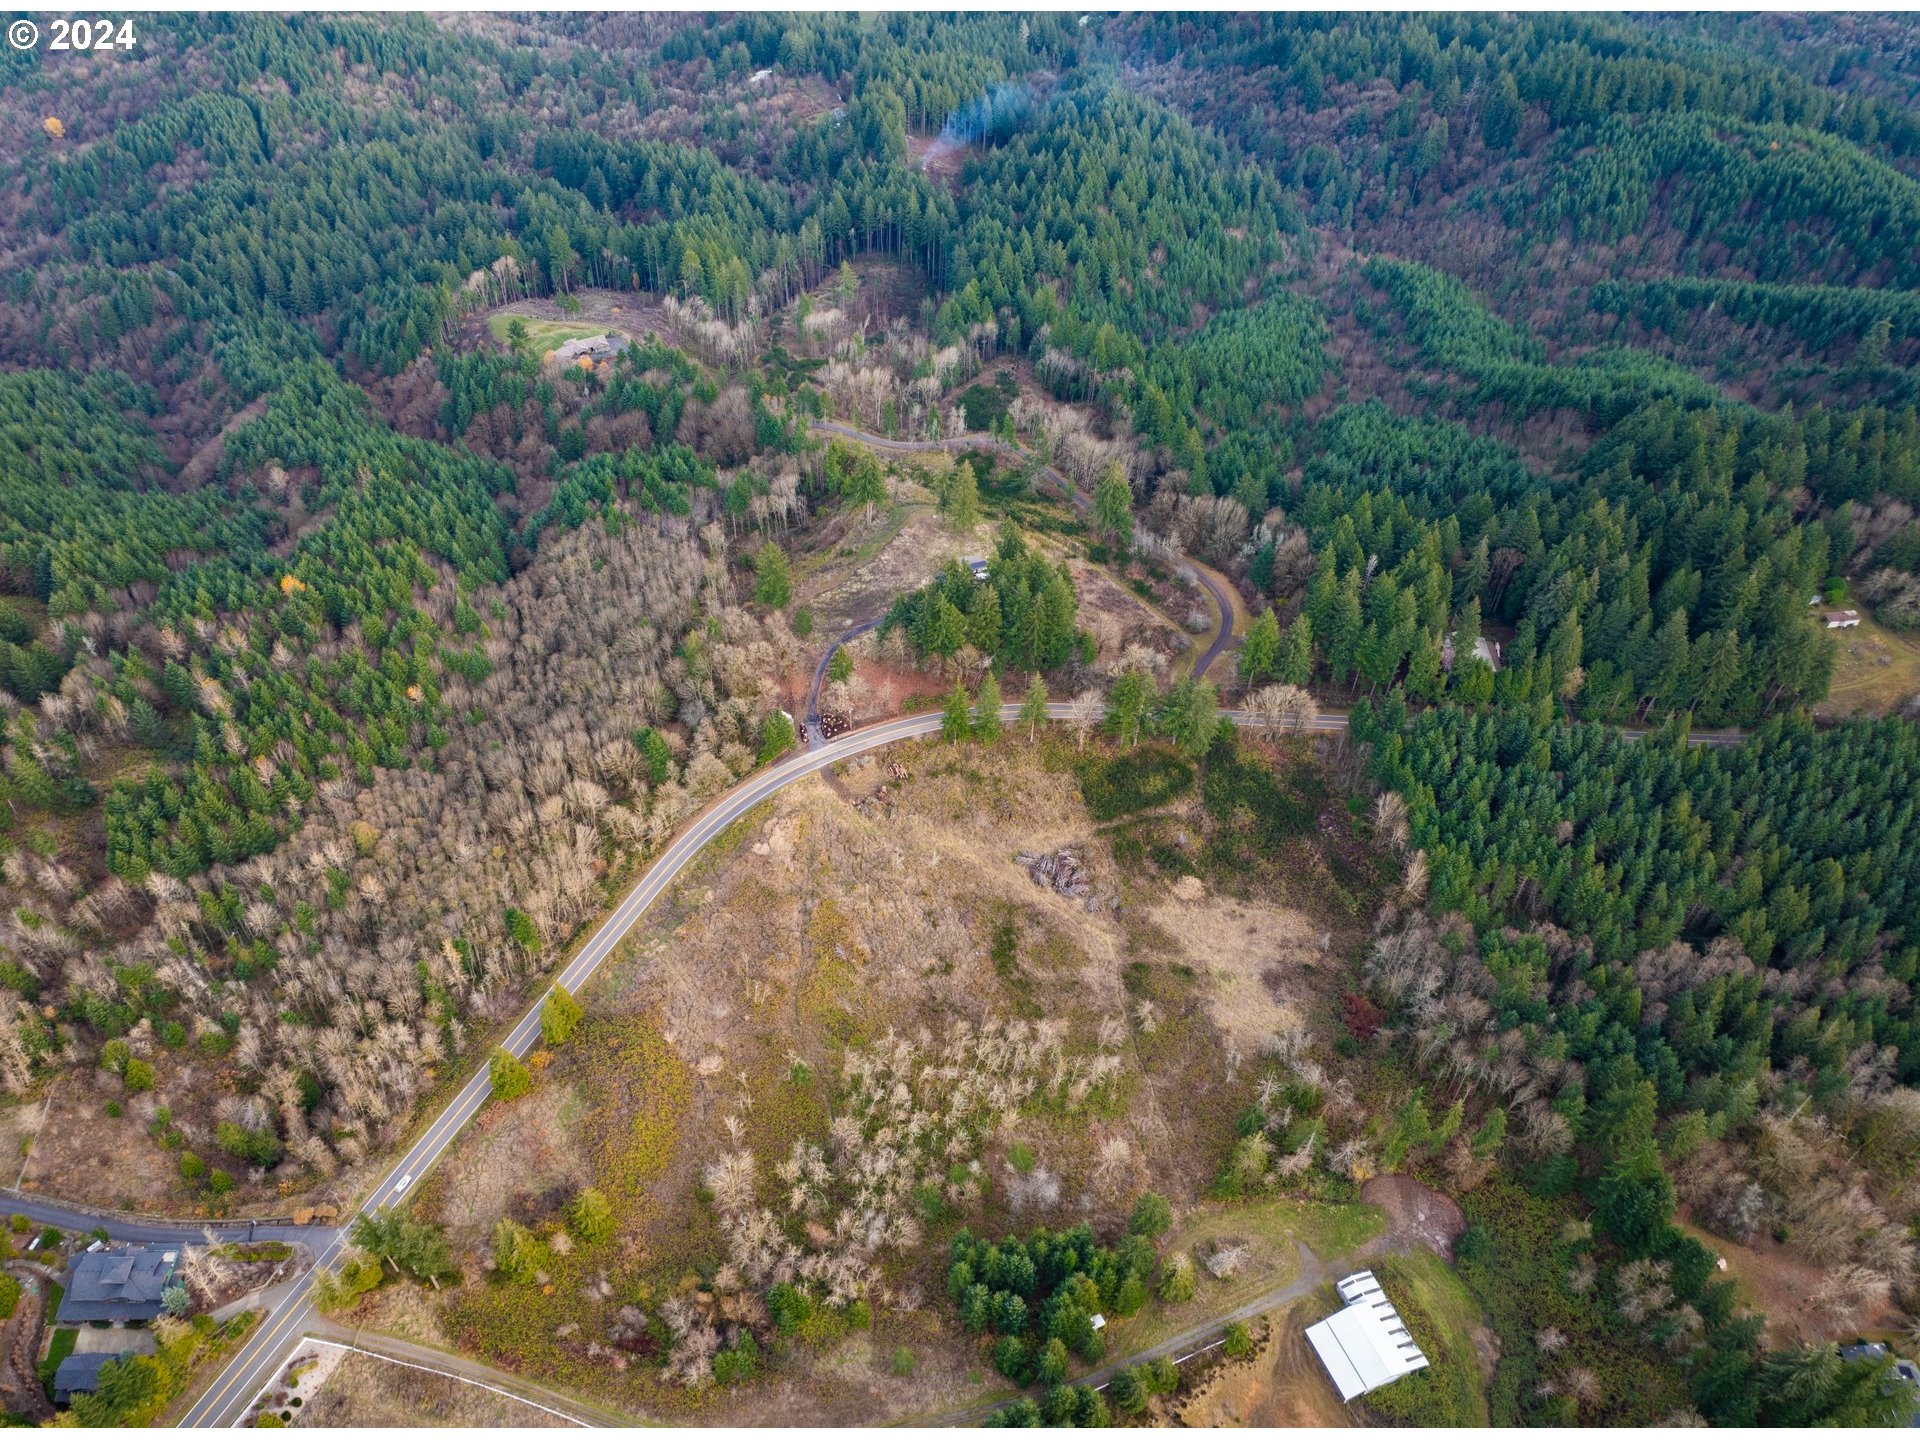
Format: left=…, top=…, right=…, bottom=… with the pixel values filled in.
left=4, top=10, right=1920, bottom=1425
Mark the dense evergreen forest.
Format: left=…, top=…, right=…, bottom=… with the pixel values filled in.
left=5, top=10, right=1920, bottom=1426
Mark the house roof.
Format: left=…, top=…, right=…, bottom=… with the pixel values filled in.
left=57, top=1245, right=178, bottom=1323
left=1304, top=1270, right=1430, bottom=1402
left=52, top=1351, right=129, bottom=1401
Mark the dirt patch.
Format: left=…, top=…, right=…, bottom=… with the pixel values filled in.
left=909, top=133, right=973, bottom=191
left=797, top=502, right=983, bottom=636
left=177, top=396, right=267, bottom=488
left=16, top=1077, right=186, bottom=1213
left=469, top=289, right=669, bottom=356
left=1177, top=1302, right=1361, bottom=1427
left=1359, top=1175, right=1466, bottom=1260
left=1678, top=1220, right=1898, bottom=1346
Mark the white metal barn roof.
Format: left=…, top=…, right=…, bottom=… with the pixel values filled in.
left=1304, top=1270, right=1430, bottom=1402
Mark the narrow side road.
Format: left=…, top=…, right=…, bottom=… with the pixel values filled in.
left=804, top=418, right=1238, bottom=723
left=929, top=1241, right=1331, bottom=1427
left=0, top=1185, right=333, bottom=1249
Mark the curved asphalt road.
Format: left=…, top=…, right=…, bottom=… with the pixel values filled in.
left=178, top=684, right=1741, bottom=1424
left=804, top=421, right=1239, bottom=729
left=188, top=703, right=1323, bottom=1426
left=0, top=1188, right=326, bottom=1248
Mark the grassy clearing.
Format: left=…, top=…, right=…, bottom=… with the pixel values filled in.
left=1816, top=613, right=1920, bottom=717
left=1364, top=1251, right=1489, bottom=1426
left=1097, top=1195, right=1385, bottom=1357
left=39, top=1325, right=77, bottom=1397
left=484, top=314, right=614, bottom=353
left=799, top=495, right=923, bottom=583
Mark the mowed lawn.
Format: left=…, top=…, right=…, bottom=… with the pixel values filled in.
left=484, top=313, right=616, bottom=352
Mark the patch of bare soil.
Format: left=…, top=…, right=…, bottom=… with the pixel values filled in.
left=830, top=654, right=949, bottom=728
left=1176, top=1303, right=1362, bottom=1427
left=1359, top=1175, right=1467, bottom=1260
left=177, top=396, right=267, bottom=488
left=908, top=133, right=973, bottom=192
left=466, top=288, right=669, bottom=352
left=16, top=1077, right=184, bottom=1214
left=798, top=503, right=982, bottom=635
left=1679, top=1220, right=1899, bottom=1346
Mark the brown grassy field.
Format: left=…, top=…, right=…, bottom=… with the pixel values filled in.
left=384, top=731, right=1394, bottom=1422
left=293, top=1348, right=575, bottom=1428
left=1814, top=613, right=1920, bottom=718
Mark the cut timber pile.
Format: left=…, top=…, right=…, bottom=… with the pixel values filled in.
left=1017, top=849, right=1092, bottom=899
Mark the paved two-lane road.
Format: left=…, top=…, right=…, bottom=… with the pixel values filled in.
left=191, top=703, right=1319, bottom=1424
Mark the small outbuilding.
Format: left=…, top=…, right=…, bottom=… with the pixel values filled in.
left=1305, top=1270, right=1430, bottom=1403
left=1825, top=609, right=1862, bottom=629
left=57, top=1245, right=179, bottom=1325
left=964, top=556, right=990, bottom=581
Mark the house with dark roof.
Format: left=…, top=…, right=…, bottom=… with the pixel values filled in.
left=1839, top=1342, right=1920, bottom=1426
left=51, top=1352, right=130, bottom=1406
left=56, top=1244, right=179, bottom=1324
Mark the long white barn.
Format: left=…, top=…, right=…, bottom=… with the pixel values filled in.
left=1305, top=1270, right=1431, bottom=1402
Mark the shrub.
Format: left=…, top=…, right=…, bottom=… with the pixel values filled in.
left=1007, top=1140, right=1036, bottom=1174
left=104, top=1101, right=123, bottom=1118
left=488, top=1047, right=531, bottom=1101
left=1078, top=748, right=1194, bottom=821
left=0, top=1273, right=20, bottom=1319
left=569, top=1186, right=614, bottom=1245
left=491, top=1218, right=543, bottom=1284
left=1223, top=1321, right=1254, bottom=1358
left=891, top=1346, right=917, bottom=1377
left=540, top=986, right=583, bottom=1046
left=1157, top=1252, right=1196, bottom=1304
left=179, top=1152, right=206, bottom=1181
left=1341, top=992, right=1385, bottom=1042
left=216, top=1121, right=283, bottom=1167
left=123, top=1058, right=154, bottom=1093
left=7, top=1214, right=28, bottom=1234
left=712, top=1332, right=759, bottom=1385
left=768, top=1282, right=812, bottom=1334
left=1128, top=1191, right=1173, bottom=1238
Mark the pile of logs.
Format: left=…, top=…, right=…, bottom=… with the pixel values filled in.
left=1017, top=850, right=1092, bottom=899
